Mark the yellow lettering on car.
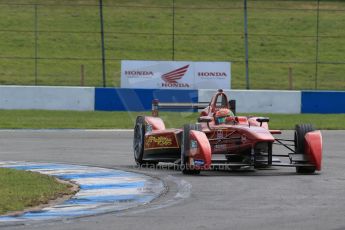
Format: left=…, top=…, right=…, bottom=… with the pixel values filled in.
left=146, top=136, right=172, bottom=146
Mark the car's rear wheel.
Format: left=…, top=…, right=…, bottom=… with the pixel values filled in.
left=181, top=124, right=201, bottom=175
left=294, top=124, right=316, bottom=174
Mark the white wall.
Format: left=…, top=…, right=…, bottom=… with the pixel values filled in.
left=0, top=86, right=95, bottom=111
left=0, top=86, right=302, bottom=113
left=199, top=89, right=301, bottom=114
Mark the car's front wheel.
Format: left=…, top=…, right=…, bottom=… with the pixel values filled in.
left=294, top=124, right=316, bottom=174
left=133, top=116, right=145, bottom=166
left=181, top=124, right=201, bottom=175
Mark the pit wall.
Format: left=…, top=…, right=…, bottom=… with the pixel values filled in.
left=0, top=86, right=344, bottom=113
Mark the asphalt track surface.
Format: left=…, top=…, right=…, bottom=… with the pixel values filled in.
left=0, top=130, right=344, bottom=230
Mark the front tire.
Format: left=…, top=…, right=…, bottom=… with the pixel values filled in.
left=181, top=124, right=201, bottom=175
left=294, top=124, right=316, bottom=174
left=296, top=166, right=316, bottom=174
left=133, top=116, right=145, bottom=166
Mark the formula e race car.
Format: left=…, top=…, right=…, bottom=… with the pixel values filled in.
left=133, top=89, right=322, bottom=174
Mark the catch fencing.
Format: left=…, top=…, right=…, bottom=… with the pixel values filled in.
left=0, top=0, right=344, bottom=90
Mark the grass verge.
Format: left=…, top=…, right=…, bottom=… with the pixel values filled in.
left=0, top=0, right=344, bottom=89
left=0, top=168, right=74, bottom=215
left=0, top=110, right=344, bottom=130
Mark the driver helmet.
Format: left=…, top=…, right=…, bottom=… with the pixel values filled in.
left=215, top=108, right=234, bottom=124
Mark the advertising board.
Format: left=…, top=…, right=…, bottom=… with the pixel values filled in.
left=121, top=60, right=231, bottom=90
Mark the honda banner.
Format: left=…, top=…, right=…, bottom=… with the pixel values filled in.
left=121, top=60, right=231, bottom=90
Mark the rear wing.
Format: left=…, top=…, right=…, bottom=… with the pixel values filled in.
left=151, top=99, right=236, bottom=117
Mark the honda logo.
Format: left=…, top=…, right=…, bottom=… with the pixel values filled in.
left=161, top=65, right=190, bottom=88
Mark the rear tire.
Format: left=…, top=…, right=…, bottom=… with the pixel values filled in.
left=294, top=124, right=316, bottom=174
left=181, top=124, right=201, bottom=175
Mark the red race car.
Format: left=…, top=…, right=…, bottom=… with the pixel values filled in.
left=133, top=89, right=322, bottom=174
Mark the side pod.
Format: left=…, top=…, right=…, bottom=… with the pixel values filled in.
left=304, top=131, right=322, bottom=171
left=189, top=130, right=212, bottom=169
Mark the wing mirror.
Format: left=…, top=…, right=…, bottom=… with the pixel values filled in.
left=256, top=117, right=270, bottom=127
left=198, top=116, right=213, bottom=123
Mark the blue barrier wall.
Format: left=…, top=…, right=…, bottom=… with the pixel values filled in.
left=0, top=86, right=344, bottom=113
left=95, top=88, right=198, bottom=111
left=301, top=91, right=345, bottom=113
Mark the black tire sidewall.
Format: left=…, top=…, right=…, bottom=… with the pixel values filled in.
left=181, top=124, right=201, bottom=174
left=133, top=116, right=145, bottom=164
left=294, top=124, right=315, bottom=154
left=294, top=124, right=316, bottom=173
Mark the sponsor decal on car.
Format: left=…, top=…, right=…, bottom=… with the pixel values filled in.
left=215, top=130, right=226, bottom=149
left=146, top=124, right=153, bottom=133
left=146, top=136, right=172, bottom=146
left=144, top=132, right=179, bottom=149
left=193, top=159, right=205, bottom=166
left=190, top=140, right=198, bottom=149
